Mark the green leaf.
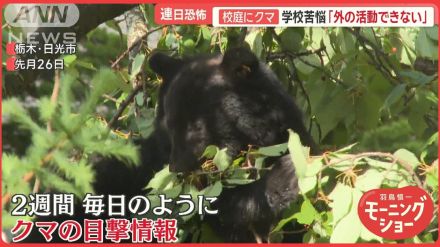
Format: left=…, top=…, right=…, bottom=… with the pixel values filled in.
left=365, top=157, right=393, bottom=170
left=355, top=90, right=382, bottom=130
left=394, top=148, right=420, bottom=170
left=415, top=29, right=438, bottom=60
left=399, top=28, right=417, bottom=65
left=213, top=148, right=231, bottom=171
left=328, top=183, right=352, bottom=226
left=309, top=27, right=325, bottom=49
left=182, top=38, right=195, bottom=53
left=91, top=68, right=123, bottom=97
left=279, top=28, right=304, bottom=52
left=146, top=166, right=178, bottom=191
left=40, top=170, right=82, bottom=197
left=360, top=225, right=383, bottom=242
left=224, top=178, right=255, bottom=185
left=271, top=199, right=316, bottom=233
left=75, top=60, right=96, bottom=71
left=262, top=29, right=273, bottom=48
left=305, top=158, right=323, bottom=176
left=295, top=54, right=321, bottom=75
left=313, top=88, right=353, bottom=139
left=231, top=156, right=246, bottom=168
left=135, top=108, right=155, bottom=138
left=288, top=130, right=308, bottom=178
left=338, top=28, right=356, bottom=55
left=135, top=92, right=144, bottom=106
left=400, top=70, right=436, bottom=87
left=246, top=31, right=263, bottom=58
left=52, top=152, right=94, bottom=195
left=38, top=97, right=57, bottom=122
left=196, top=26, right=211, bottom=51
left=381, top=84, right=406, bottom=112
left=425, top=160, right=438, bottom=190
left=298, top=176, right=318, bottom=195
left=254, top=157, right=264, bottom=169
left=63, top=54, right=77, bottom=67
left=421, top=133, right=438, bottom=161
left=202, top=181, right=223, bottom=197
left=294, top=199, right=318, bottom=224
left=425, top=26, right=438, bottom=41
left=355, top=169, right=384, bottom=192
left=327, top=154, right=353, bottom=172
left=360, top=28, right=378, bottom=46
left=257, top=143, right=287, bottom=156
left=162, top=183, right=183, bottom=198
left=59, top=73, right=75, bottom=119
left=404, top=236, right=423, bottom=243
left=180, top=184, right=203, bottom=221
left=334, top=143, right=357, bottom=153
left=2, top=212, right=33, bottom=229
left=271, top=213, right=297, bottom=234
left=321, top=176, right=330, bottom=186
left=330, top=189, right=362, bottom=243
left=201, top=145, right=218, bottom=159
left=298, top=176, right=317, bottom=194
left=3, top=98, right=43, bottom=132
left=408, top=90, right=433, bottom=136
left=2, top=154, right=32, bottom=196
left=228, top=168, right=251, bottom=182
left=130, top=53, right=146, bottom=79
left=82, top=137, right=139, bottom=166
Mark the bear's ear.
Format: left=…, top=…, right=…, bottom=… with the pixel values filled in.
left=149, top=52, right=183, bottom=80
left=221, top=47, right=259, bottom=78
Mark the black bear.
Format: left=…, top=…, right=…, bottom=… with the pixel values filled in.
left=149, top=47, right=316, bottom=172
left=148, top=47, right=317, bottom=242
left=24, top=47, right=316, bottom=243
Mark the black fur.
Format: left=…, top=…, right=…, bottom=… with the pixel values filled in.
left=150, top=48, right=316, bottom=173
left=149, top=47, right=317, bottom=242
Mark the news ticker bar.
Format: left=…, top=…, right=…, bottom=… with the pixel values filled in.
left=155, top=5, right=436, bottom=27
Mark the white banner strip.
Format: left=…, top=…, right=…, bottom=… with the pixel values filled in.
left=213, top=7, right=435, bottom=27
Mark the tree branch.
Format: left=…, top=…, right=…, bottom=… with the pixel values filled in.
left=268, top=28, right=348, bottom=88
left=107, top=84, right=143, bottom=129
left=266, top=46, right=326, bottom=60
left=345, top=27, right=405, bottom=85
left=320, top=151, right=423, bottom=188
left=111, top=25, right=168, bottom=69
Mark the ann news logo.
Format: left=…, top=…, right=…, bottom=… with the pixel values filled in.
left=5, top=4, right=79, bottom=28
left=4, top=4, right=79, bottom=71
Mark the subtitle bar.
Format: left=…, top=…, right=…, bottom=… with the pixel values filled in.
left=213, top=7, right=435, bottom=27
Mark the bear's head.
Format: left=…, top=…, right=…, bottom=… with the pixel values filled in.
left=149, top=47, right=314, bottom=173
